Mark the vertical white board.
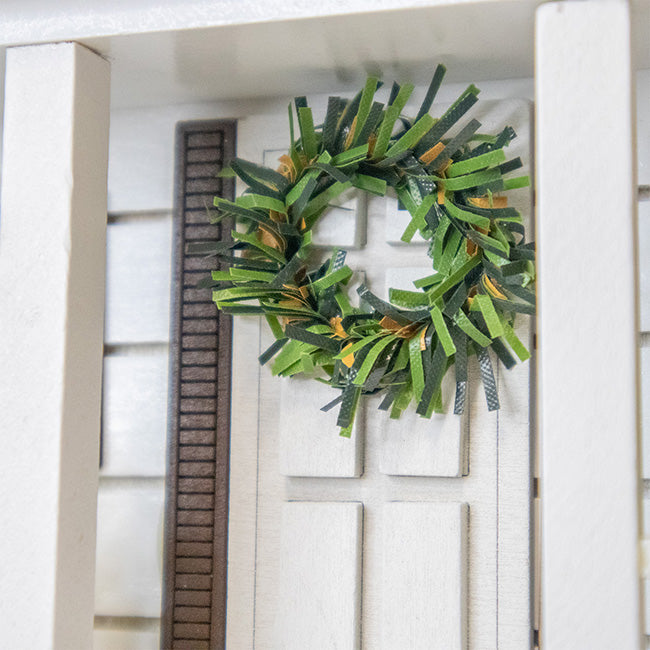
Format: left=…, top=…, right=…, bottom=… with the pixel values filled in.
left=536, top=1, right=640, bottom=647
left=279, top=377, right=363, bottom=477
left=0, top=43, right=110, bottom=650
left=277, top=502, right=362, bottom=650
left=382, top=502, right=468, bottom=650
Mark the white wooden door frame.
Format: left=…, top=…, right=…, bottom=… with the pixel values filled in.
left=0, top=42, right=110, bottom=649
left=536, top=1, right=642, bottom=647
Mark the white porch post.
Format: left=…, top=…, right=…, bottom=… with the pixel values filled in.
left=536, top=1, right=641, bottom=647
left=0, top=43, right=110, bottom=648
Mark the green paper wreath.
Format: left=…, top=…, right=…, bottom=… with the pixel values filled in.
left=196, top=65, right=535, bottom=435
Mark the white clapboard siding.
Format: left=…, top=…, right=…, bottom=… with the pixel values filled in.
left=536, top=2, right=640, bottom=647
left=380, top=267, right=465, bottom=476
left=95, top=483, right=165, bottom=618
left=279, top=377, right=364, bottom=477
left=94, top=624, right=160, bottom=650
left=382, top=502, right=468, bottom=650
left=105, top=215, right=173, bottom=344
left=101, top=351, right=169, bottom=477
left=277, top=502, right=362, bottom=650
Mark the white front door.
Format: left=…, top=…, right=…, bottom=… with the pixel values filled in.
left=226, top=90, right=534, bottom=649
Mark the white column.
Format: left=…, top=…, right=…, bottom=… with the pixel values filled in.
left=0, top=43, right=110, bottom=649
left=536, top=2, right=641, bottom=648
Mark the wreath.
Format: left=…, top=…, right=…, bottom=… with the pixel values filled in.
left=196, top=65, right=535, bottom=436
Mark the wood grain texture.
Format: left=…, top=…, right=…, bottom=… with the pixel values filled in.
left=279, top=376, right=364, bottom=477
left=379, top=371, right=466, bottom=477
left=382, top=502, right=468, bottom=650
left=277, top=502, right=362, bottom=650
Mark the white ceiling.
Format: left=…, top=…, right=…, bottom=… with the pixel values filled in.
left=0, top=0, right=647, bottom=109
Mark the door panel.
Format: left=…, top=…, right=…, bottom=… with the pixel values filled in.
left=277, top=502, right=363, bottom=650
left=279, top=377, right=364, bottom=477
left=382, top=502, right=468, bottom=650
left=227, top=91, right=533, bottom=649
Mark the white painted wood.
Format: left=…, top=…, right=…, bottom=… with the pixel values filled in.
left=0, top=43, right=110, bottom=649
left=382, top=502, right=468, bottom=650
left=277, top=502, right=362, bottom=650
left=93, top=623, right=160, bottom=650
left=641, top=347, right=650, bottom=478
left=228, top=84, right=534, bottom=649
left=0, top=2, right=546, bottom=109
left=101, top=351, right=169, bottom=477
left=495, top=318, right=534, bottom=647
left=379, top=371, right=466, bottom=477
left=105, top=214, right=172, bottom=344
left=639, top=200, right=650, bottom=333
left=108, top=102, right=251, bottom=213
left=95, top=481, right=165, bottom=617
left=279, top=377, right=363, bottom=477
left=643, top=499, right=650, bottom=635
left=384, top=266, right=432, bottom=296
left=536, top=2, right=641, bottom=647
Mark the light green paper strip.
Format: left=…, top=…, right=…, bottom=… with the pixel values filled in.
left=298, top=106, right=318, bottom=159
left=501, top=320, right=531, bottom=361
left=444, top=200, right=491, bottom=229
left=453, top=310, right=492, bottom=347
left=474, top=294, right=504, bottom=338
left=333, top=333, right=384, bottom=360
left=229, top=268, right=276, bottom=283
left=409, top=336, right=425, bottom=401
left=430, top=168, right=501, bottom=191
left=353, top=76, right=379, bottom=146
left=237, top=193, right=287, bottom=214
left=309, top=266, right=353, bottom=293
left=388, top=288, right=430, bottom=308
left=428, top=255, right=480, bottom=302
left=400, top=194, right=436, bottom=243
left=385, top=113, right=435, bottom=159
left=373, top=83, right=415, bottom=159
left=502, top=175, right=530, bottom=190
left=430, top=306, right=456, bottom=356
left=230, top=231, right=286, bottom=264
left=353, top=336, right=396, bottom=385
left=446, top=148, right=506, bottom=177
left=265, top=314, right=284, bottom=339
left=301, top=181, right=353, bottom=224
